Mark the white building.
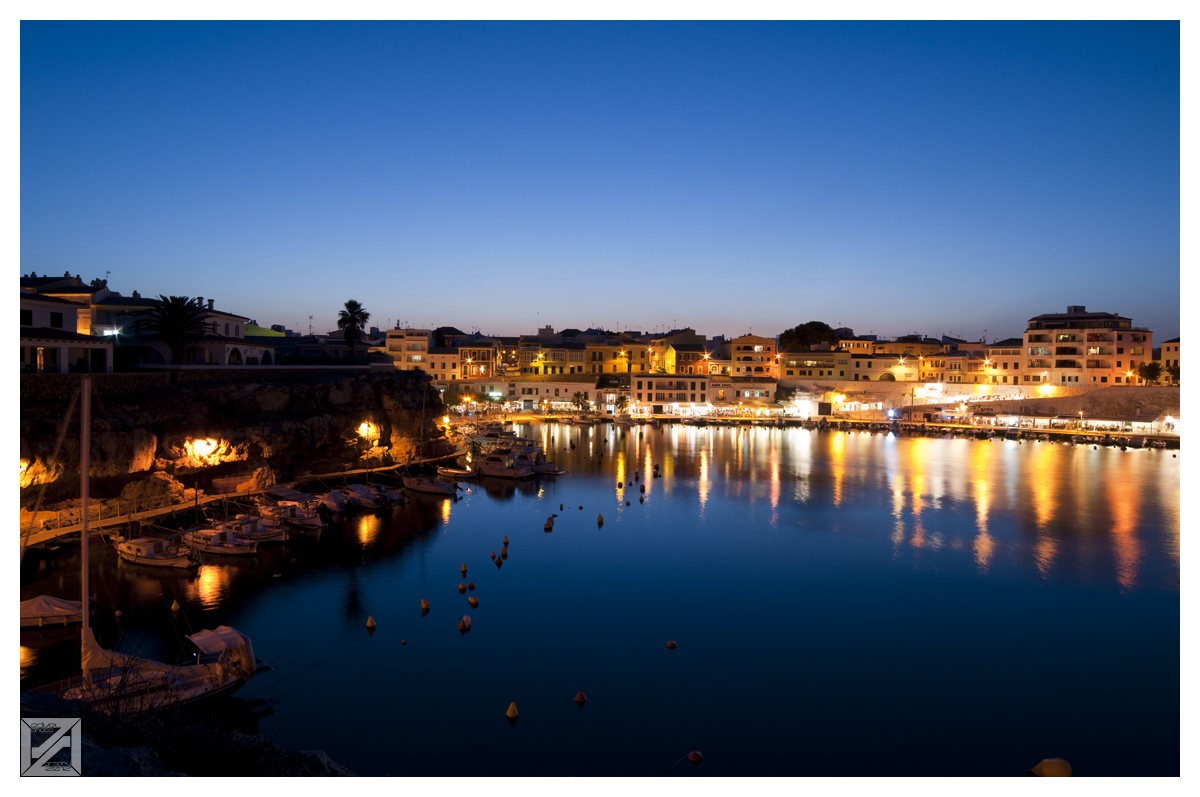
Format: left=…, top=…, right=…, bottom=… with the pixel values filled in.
left=385, top=328, right=432, bottom=372
left=20, top=293, right=113, bottom=373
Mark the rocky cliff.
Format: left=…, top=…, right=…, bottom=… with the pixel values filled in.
left=20, top=370, right=451, bottom=507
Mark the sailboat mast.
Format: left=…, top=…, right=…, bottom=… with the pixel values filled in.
left=80, top=376, right=91, bottom=642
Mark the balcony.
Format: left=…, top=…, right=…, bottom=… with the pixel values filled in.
left=1086, top=360, right=1110, bottom=369
left=1027, top=335, right=1050, bottom=343
left=1086, top=334, right=1110, bottom=343
left=1055, top=347, right=1080, bottom=356
left=1086, top=347, right=1111, bottom=356
left=1055, top=335, right=1078, bottom=343
left=1028, top=347, right=1051, bottom=356
left=1029, top=359, right=1052, bottom=368
left=1054, top=360, right=1081, bottom=369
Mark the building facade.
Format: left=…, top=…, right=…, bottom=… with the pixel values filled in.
left=1024, top=306, right=1153, bottom=386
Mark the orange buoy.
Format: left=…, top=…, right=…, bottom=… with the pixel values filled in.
left=574, top=690, right=587, bottom=707
left=688, top=751, right=703, bottom=764
left=460, top=563, right=468, bottom=575
left=560, top=504, right=563, bottom=510
left=506, top=701, right=519, bottom=726
left=495, top=558, right=503, bottom=569
left=468, top=597, right=479, bottom=608
left=626, top=501, right=630, bottom=506
left=420, top=599, right=430, bottom=610
left=366, top=616, right=376, bottom=628
left=468, top=582, right=475, bottom=590
left=170, top=600, right=181, bottom=612
left=458, top=583, right=466, bottom=594
left=666, top=640, right=677, bottom=649
left=578, top=506, right=583, bottom=510
left=1028, top=759, right=1072, bottom=777
left=490, top=550, right=496, bottom=560
left=503, top=536, right=509, bottom=544
left=618, top=481, right=623, bottom=488
left=597, top=513, right=604, bottom=526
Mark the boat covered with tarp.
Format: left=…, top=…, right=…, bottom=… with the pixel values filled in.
left=20, top=595, right=85, bottom=627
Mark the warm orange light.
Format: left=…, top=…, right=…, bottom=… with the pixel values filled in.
left=1037, top=384, right=1055, bottom=397
left=357, top=422, right=378, bottom=438
left=832, top=394, right=845, bottom=404
left=190, top=438, right=217, bottom=457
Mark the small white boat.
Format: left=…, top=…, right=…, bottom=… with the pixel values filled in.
left=230, top=514, right=288, bottom=543
left=117, top=537, right=197, bottom=569
left=402, top=475, right=456, bottom=496
left=513, top=445, right=566, bottom=475
left=277, top=501, right=326, bottom=534
left=182, top=527, right=259, bottom=555
left=21, top=595, right=86, bottom=627
left=437, top=465, right=474, bottom=480
left=475, top=449, right=534, bottom=479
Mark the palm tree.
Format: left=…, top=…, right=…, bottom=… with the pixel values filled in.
left=572, top=392, right=586, bottom=411
left=133, top=296, right=212, bottom=365
left=615, top=394, right=630, bottom=414
left=338, top=300, right=371, bottom=364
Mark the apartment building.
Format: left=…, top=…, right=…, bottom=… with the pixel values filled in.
left=1024, top=306, right=1153, bottom=386
left=386, top=328, right=432, bottom=372
left=1160, top=337, right=1180, bottom=383
left=20, top=292, right=113, bottom=373
left=630, top=374, right=710, bottom=414
left=780, top=348, right=851, bottom=379
left=726, top=334, right=778, bottom=378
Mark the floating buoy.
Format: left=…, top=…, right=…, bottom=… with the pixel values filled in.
left=461, top=615, right=471, bottom=629
left=366, top=616, right=376, bottom=628
left=666, top=640, right=677, bottom=649
left=639, top=496, right=644, bottom=503
left=170, top=600, right=181, bottom=612
left=503, top=536, right=509, bottom=545
left=639, top=484, right=645, bottom=493
left=114, top=610, right=122, bottom=618
left=458, top=618, right=469, bottom=632
left=626, top=501, right=631, bottom=506
left=618, top=481, right=623, bottom=488
left=490, top=550, right=496, bottom=560
left=688, top=751, right=703, bottom=764
left=579, top=506, right=583, bottom=510
left=560, top=504, right=563, bottom=510
left=506, top=702, right=519, bottom=726
left=458, top=583, right=466, bottom=594
left=461, top=563, right=468, bottom=575
left=468, top=582, right=475, bottom=590
left=574, top=690, right=587, bottom=707
left=597, top=513, right=604, bottom=526
left=495, top=558, right=503, bottom=569
left=421, top=599, right=430, bottom=610
left=468, top=597, right=479, bottom=608
left=401, top=639, right=406, bottom=645
left=501, top=548, right=508, bottom=560
left=1028, top=758, right=1072, bottom=777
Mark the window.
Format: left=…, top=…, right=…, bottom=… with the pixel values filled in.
left=700, top=393, right=705, bottom=402
left=1117, top=348, right=1124, bottom=354
left=1116, top=361, right=1122, bottom=367
left=50, top=312, right=63, bottom=329
left=786, top=369, right=793, bottom=376
left=637, top=393, right=642, bottom=400
left=1100, top=376, right=1107, bottom=383
left=20, top=309, right=31, bottom=326
left=235, top=325, right=240, bottom=336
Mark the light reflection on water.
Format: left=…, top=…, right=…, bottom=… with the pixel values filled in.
left=19, top=424, right=1179, bottom=776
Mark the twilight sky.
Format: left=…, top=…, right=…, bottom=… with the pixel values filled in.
left=20, top=21, right=1180, bottom=341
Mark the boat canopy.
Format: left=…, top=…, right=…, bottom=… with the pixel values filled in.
left=20, top=595, right=82, bottom=621
left=265, top=486, right=317, bottom=503
left=187, top=626, right=250, bottom=655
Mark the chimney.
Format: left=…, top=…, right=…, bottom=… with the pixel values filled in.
left=132, top=290, right=140, bottom=299
left=196, top=296, right=204, bottom=307
left=208, top=299, right=214, bottom=310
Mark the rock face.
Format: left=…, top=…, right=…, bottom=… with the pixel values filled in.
left=20, top=371, right=450, bottom=505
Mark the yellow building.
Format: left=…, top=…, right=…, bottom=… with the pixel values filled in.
left=780, top=349, right=851, bottom=379
left=727, top=334, right=778, bottom=378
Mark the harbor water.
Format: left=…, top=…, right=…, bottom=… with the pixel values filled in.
left=20, top=422, right=1181, bottom=776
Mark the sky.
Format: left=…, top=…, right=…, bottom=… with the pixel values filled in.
left=20, top=21, right=1180, bottom=341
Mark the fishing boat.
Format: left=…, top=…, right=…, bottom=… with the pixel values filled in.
left=513, top=445, right=566, bottom=475
left=262, top=486, right=328, bottom=536
left=475, top=448, right=534, bottom=479
left=20, top=595, right=86, bottom=628
left=402, top=475, right=456, bottom=495
left=117, top=537, right=198, bottom=568
left=230, top=514, right=288, bottom=543
left=182, top=527, right=258, bottom=555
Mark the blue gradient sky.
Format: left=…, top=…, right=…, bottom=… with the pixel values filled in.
left=20, top=21, right=1180, bottom=340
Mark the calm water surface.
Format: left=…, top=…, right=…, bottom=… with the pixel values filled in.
left=20, top=424, right=1181, bottom=776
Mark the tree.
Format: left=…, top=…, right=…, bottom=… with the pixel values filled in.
left=337, top=300, right=370, bottom=364
left=615, top=394, right=630, bottom=414
left=1137, top=361, right=1163, bottom=385
left=779, top=321, right=837, bottom=352
left=1168, top=364, right=1180, bottom=384
left=133, top=295, right=212, bottom=365
left=441, top=384, right=465, bottom=406
left=572, top=392, right=586, bottom=411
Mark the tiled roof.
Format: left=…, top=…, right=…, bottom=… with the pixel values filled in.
left=20, top=292, right=85, bottom=307
left=21, top=327, right=112, bottom=343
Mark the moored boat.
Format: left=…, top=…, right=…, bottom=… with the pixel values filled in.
left=182, top=527, right=258, bottom=555
left=117, top=537, right=197, bottom=568
left=402, top=475, right=456, bottom=495
left=21, top=595, right=86, bottom=627
left=229, top=514, right=288, bottom=543
left=475, top=448, right=534, bottom=479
